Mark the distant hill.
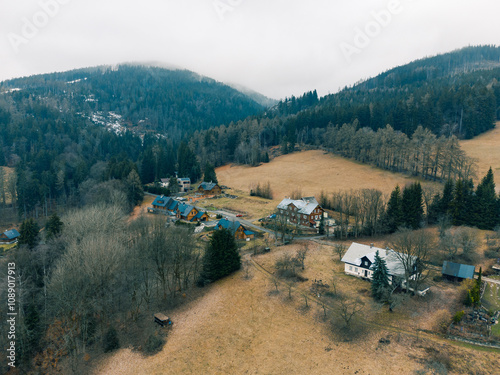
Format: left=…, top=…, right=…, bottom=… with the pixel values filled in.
left=190, top=46, right=500, bottom=176
left=0, top=64, right=267, bottom=139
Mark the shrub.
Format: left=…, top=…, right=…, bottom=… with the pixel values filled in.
left=144, top=332, right=165, bottom=355
left=103, top=326, right=120, bottom=353
left=452, top=310, right=465, bottom=324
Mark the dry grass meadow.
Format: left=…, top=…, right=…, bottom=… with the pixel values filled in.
left=216, top=150, right=442, bottom=205
left=460, top=122, right=500, bottom=190
left=94, top=241, right=499, bottom=375
left=94, top=124, right=500, bottom=374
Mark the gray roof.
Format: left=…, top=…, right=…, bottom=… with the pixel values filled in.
left=341, top=242, right=413, bottom=278
left=442, top=261, right=475, bottom=279
left=277, top=197, right=320, bottom=215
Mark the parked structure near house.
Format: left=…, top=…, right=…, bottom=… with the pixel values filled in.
left=160, top=177, right=191, bottom=192
left=276, top=196, right=324, bottom=227
left=0, top=229, right=20, bottom=244
left=198, top=182, right=222, bottom=196
left=341, top=242, right=430, bottom=295
left=215, top=218, right=254, bottom=240
left=442, top=261, right=475, bottom=281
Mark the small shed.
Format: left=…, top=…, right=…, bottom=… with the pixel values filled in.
left=442, top=261, right=475, bottom=281
left=154, top=313, right=173, bottom=327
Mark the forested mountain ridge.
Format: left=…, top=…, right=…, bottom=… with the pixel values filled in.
left=191, top=46, right=500, bottom=173
left=0, top=64, right=267, bottom=138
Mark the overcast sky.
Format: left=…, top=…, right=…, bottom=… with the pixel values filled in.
left=1, top=0, right=499, bottom=99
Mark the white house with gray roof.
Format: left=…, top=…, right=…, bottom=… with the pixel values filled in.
left=341, top=242, right=430, bottom=296
left=342, top=243, right=412, bottom=283
left=276, top=196, right=324, bottom=227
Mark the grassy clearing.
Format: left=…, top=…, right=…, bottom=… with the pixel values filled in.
left=216, top=150, right=443, bottom=203
left=461, top=122, right=500, bottom=190
left=1, top=243, right=17, bottom=253
left=482, top=282, right=500, bottom=312
left=94, top=240, right=500, bottom=375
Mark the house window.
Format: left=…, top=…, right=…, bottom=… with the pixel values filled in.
left=354, top=267, right=358, bottom=272
left=349, top=266, right=352, bottom=271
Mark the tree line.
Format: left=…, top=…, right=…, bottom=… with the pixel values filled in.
left=0, top=201, right=241, bottom=371
left=321, top=168, right=500, bottom=240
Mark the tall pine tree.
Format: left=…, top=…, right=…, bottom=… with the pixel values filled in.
left=384, top=185, right=403, bottom=233
left=475, top=168, right=498, bottom=229
left=402, top=182, right=423, bottom=229
left=201, top=228, right=241, bottom=282
left=371, top=250, right=390, bottom=301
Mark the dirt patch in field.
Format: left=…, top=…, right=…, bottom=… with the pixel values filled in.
left=461, top=122, right=500, bottom=190
left=216, top=150, right=442, bottom=203
left=128, top=194, right=156, bottom=222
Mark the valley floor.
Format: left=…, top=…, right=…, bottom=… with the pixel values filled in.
left=93, top=242, right=500, bottom=375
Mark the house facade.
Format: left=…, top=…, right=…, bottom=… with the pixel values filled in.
left=160, top=177, right=191, bottom=192
left=342, top=243, right=411, bottom=283
left=198, top=182, right=222, bottom=196
left=276, top=197, right=324, bottom=227
left=216, top=218, right=254, bottom=240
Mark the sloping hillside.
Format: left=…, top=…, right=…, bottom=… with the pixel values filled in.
left=216, top=150, right=442, bottom=202
left=461, top=122, right=500, bottom=190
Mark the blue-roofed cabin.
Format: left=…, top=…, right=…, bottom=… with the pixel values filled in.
left=216, top=218, right=254, bottom=240
left=442, top=261, right=475, bottom=281
left=1, top=229, right=20, bottom=244
left=198, top=182, right=222, bottom=196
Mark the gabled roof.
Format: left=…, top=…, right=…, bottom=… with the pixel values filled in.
left=277, top=197, right=320, bottom=215
left=2, top=229, right=20, bottom=239
left=191, top=211, right=208, bottom=221
left=177, top=203, right=197, bottom=217
left=341, top=242, right=413, bottom=278
left=152, top=195, right=172, bottom=208
left=160, top=178, right=169, bottom=184
left=442, top=261, right=475, bottom=279
left=216, top=218, right=243, bottom=235
left=199, top=182, right=218, bottom=191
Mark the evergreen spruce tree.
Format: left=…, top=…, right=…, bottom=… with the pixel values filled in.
left=45, top=213, right=63, bottom=240
left=440, top=179, right=454, bottom=215
left=19, top=218, right=40, bottom=249
left=451, top=179, right=474, bottom=226
left=202, top=228, right=241, bottom=282
left=371, top=250, right=390, bottom=301
left=475, top=168, right=498, bottom=229
left=318, top=213, right=325, bottom=235
left=402, top=182, right=423, bottom=229
left=384, top=185, right=403, bottom=233
left=203, top=162, right=218, bottom=183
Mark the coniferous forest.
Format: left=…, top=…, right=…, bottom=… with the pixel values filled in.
left=0, top=45, right=499, bottom=221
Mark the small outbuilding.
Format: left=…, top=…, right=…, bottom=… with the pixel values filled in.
left=0, top=229, right=20, bottom=244
left=441, top=261, right=475, bottom=281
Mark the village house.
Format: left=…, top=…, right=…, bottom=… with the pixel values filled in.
left=150, top=195, right=178, bottom=214
left=0, top=229, right=20, bottom=244
left=175, top=203, right=209, bottom=222
left=341, top=242, right=430, bottom=295
left=160, top=177, right=191, bottom=192
left=215, top=218, right=254, bottom=240
left=276, top=196, right=324, bottom=227
left=441, top=261, right=475, bottom=281
left=198, top=182, right=222, bottom=196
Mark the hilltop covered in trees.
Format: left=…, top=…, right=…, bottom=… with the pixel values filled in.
left=191, top=45, right=500, bottom=170
left=1, top=46, right=500, bottom=220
